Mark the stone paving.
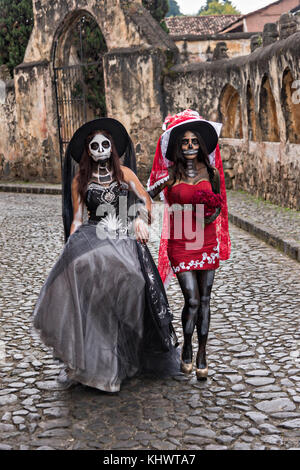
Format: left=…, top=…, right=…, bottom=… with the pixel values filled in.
left=227, top=190, right=300, bottom=262
left=226, top=190, right=300, bottom=243
left=0, top=192, right=300, bottom=451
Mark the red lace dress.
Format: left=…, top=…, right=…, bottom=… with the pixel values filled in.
left=166, top=180, right=220, bottom=274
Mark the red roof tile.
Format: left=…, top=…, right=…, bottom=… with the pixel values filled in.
left=165, top=15, right=242, bottom=36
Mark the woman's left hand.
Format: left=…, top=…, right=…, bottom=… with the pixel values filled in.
left=134, top=217, right=149, bottom=245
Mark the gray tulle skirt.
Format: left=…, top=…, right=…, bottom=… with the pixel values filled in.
left=33, top=223, right=179, bottom=392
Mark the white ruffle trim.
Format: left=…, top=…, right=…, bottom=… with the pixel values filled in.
left=147, top=175, right=170, bottom=191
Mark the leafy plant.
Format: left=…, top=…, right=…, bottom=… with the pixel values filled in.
left=198, top=0, right=241, bottom=16
left=0, top=0, right=34, bottom=76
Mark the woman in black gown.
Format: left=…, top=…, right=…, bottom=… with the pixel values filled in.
left=33, top=118, right=179, bottom=393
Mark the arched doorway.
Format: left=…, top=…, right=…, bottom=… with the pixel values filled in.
left=259, top=75, right=279, bottom=142
left=281, top=68, right=300, bottom=144
left=53, top=12, right=108, bottom=163
left=218, top=84, right=243, bottom=139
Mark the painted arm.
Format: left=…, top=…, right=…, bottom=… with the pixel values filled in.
left=122, top=166, right=153, bottom=223
left=122, top=166, right=154, bottom=244
left=204, top=168, right=221, bottom=225
left=148, top=177, right=170, bottom=199
left=70, top=174, right=84, bottom=235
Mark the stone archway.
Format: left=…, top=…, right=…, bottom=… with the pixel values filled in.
left=259, top=75, right=280, bottom=142
left=53, top=12, right=108, bottom=161
left=281, top=68, right=300, bottom=144
left=12, top=0, right=178, bottom=182
left=218, top=84, right=243, bottom=139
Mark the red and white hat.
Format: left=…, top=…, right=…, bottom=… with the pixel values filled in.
left=161, top=109, right=222, bottom=163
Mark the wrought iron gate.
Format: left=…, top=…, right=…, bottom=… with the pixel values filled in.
left=53, top=15, right=107, bottom=168
left=54, top=60, right=103, bottom=166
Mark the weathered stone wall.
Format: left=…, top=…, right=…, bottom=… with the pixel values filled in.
left=0, top=0, right=178, bottom=183
left=172, top=33, right=252, bottom=63
left=0, top=68, right=17, bottom=178
left=104, top=47, right=171, bottom=180
left=221, top=139, right=300, bottom=209
left=163, top=32, right=300, bottom=209
left=14, top=61, right=60, bottom=181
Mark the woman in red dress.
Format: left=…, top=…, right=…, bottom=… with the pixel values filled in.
left=148, top=110, right=230, bottom=380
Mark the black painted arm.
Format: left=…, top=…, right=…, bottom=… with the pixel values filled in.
left=204, top=168, right=221, bottom=225
left=147, top=175, right=170, bottom=199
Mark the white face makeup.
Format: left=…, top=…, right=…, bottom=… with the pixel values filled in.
left=89, top=133, right=112, bottom=162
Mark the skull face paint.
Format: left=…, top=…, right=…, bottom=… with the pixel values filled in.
left=181, top=131, right=200, bottom=158
left=89, top=134, right=112, bottom=162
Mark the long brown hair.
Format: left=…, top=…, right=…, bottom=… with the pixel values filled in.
left=77, top=130, right=124, bottom=201
left=171, top=130, right=215, bottom=185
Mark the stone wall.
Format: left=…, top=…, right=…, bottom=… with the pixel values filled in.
left=163, top=32, right=300, bottom=209
left=104, top=46, right=174, bottom=180
left=221, top=139, right=300, bottom=209
left=171, top=33, right=252, bottom=63
left=14, top=61, right=61, bottom=181
left=0, top=0, right=178, bottom=183
left=0, top=68, right=17, bottom=178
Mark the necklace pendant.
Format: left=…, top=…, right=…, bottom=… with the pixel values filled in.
left=104, top=191, right=114, bottom=203
left=99, top=174, right=112, bottom=183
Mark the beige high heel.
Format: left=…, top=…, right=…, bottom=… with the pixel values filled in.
left=196, top=350, right=208, bottom=380
left=181, top=360, right=193, bottom=374
left=196, top=366, right=208, bottom=380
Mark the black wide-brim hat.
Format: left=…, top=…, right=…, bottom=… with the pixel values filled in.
left=68, top=118, right=130, bottom=163
left=162, top=119, right=221, bottom=162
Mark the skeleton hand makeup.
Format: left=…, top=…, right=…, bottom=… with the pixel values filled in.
left=89, top=134, right=112, bottom=162
left=181, top=131, right=200, bottom=157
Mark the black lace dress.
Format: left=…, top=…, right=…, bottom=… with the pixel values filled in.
left=33, top=180, right=179, bottom=392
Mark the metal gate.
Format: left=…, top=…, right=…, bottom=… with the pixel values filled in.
left=53, top=15, right=107, bottom=168
left=54, top=60, right=103, bottom=166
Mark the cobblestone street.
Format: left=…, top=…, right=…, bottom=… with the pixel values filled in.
left=0, top=192, right=299, bottom=450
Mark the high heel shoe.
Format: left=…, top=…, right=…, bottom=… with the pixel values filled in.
left=196, top=350, right=208, bottom=380
left=196, top=366, right=208, bottom=380
left=181, top=360, right=193, bottom=374
left=181, top=343, right=193, bottom=374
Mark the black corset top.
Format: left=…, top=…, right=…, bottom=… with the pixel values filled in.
left=85, top=180, right=129, bottom=222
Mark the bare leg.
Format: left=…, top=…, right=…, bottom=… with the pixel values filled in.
left=177, top=271, right=200, bottom=368
left=195, top=270, right=215, bottom=372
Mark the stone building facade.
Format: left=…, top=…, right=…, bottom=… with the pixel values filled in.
left=0, top=1, right=300, bottom=210
left=169, top=33, right=252, bottom=64
left=221, top=0, right=300, bottom=33
left=0, top=0, right=177, bottom=182
left=165, top=15, right=252, bottom=63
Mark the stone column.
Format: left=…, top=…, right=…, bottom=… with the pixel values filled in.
left=14, top=61, right=60, bottom=181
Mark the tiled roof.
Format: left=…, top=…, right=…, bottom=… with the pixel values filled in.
left=165, top=15, right=242, bottom=36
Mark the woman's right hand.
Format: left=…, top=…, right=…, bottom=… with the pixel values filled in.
left=134, top=217, right=149, bottom=245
